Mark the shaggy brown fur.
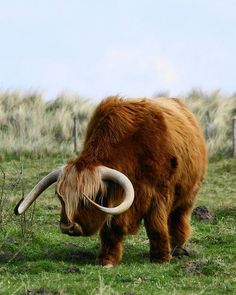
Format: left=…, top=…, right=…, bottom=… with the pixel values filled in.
left=56, top=96, right=207, bottom=266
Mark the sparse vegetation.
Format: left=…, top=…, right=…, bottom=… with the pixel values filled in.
left=183, top=89, right=236, bottom=156
left=0, top=89, right=236, bottom=158
left=0, top=91, right=93, bottom=158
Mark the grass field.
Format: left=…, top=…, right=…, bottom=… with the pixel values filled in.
left=0, top=155, right=235, bottom=295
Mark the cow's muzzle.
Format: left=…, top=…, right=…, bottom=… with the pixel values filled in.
left=60, top=222, right=83, bottom=236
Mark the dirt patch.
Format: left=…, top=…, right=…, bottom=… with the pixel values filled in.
left=185, top=259, right=223, bottom=275
left=64, top=265, right=81, bottom=273
left=185, top=259, right=208, bottom=274
left=192, top=206, right=215, bottom=222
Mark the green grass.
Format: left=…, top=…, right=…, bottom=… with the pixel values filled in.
left=0, top=156, right=235, bottom=295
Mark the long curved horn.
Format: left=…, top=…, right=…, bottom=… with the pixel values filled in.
left=83, top=166, right=134, bottom=215
left=14, top=168, right=62, bottom=215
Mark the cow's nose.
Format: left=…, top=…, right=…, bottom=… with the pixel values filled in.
left=60, top=222, right=73, bottom=233
left=68, top=224, right=75, bottom=234
left=60, top=222, right=82, bottom=236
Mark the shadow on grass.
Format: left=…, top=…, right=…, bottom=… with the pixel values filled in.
left=0, top=242, right=96, bottom=264
left=0, top=236, right=152, bottom=272
left=4, top=206, right=235, bottom=271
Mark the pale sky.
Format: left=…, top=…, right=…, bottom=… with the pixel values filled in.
left=0, top=0, right=235, bottom=101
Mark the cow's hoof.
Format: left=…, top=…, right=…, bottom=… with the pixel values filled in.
left=96, top=257, right=117, bottom=267
left=172, top=246, right=190, bottom=258
left=103, top=263, right=114, bottom=268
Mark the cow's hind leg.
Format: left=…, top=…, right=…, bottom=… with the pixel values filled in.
left=97, top=224, right=124, bottom=267
left=168, top=204, right=194, bottom=254
left=144, top=199, right=171, bottom=263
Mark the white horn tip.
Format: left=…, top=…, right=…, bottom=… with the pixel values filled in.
left=14, top=198, right=25, bottom=215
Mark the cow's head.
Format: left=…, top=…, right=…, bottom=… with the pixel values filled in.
left=14, top=165, right=134, bottom=236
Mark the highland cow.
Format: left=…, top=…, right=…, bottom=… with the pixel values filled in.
left=15, top=96, right=207, bottom=267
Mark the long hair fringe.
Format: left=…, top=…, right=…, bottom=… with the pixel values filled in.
left=57, top=165, right=107, bottom=222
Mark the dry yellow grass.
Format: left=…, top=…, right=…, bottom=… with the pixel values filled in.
left=184, top=89, right=236, bottom=156
left=0, top=91, right=93, bottom=157
left=0, top=89, right=235, bottom=157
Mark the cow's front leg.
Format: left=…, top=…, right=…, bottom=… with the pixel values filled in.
left=97, top=224, right=124, bottom=267
left=144, top=198, right=171, bottom=263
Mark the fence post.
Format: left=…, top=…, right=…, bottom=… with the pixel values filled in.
left=73, top=117, right=78, bottom=153
left=204, top=123, right=209, bottom=140
left=233, top=117, right=236, bottom=157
